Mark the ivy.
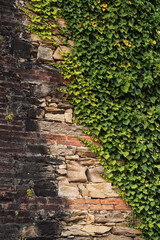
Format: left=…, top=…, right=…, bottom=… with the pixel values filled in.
left=21, top=0, right=68, bottom=44
left=23, top=0, right=160, bottom=239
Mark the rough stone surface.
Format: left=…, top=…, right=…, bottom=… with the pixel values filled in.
left=87, top=166, right=106, bottom=183
left=58, top=181, right=80, bottom=198
left=33, top=84, right=52, bottom=97
left=22, top=225, right=38, bottom=238
left=76, top=147, right=97, bottom=158
left=105, top=234, right=133, bottom=240
left=50, top=145, right=76, bottom=156
left=66, top=155, right=79, bottom=160
left=134, top=238, right=146, bottom=240
left=45, top=106, right=65, bottom=114
left=64, top=211, right=87, bottom=223
left=87, top=183, right=119, bottom=198
left=30, top=33, right=42, bottom=42
left=112, top=227, right=142, bottom=237
left=53, top=46, right=72, bottom=60
left=78, top=183, right=89, bottom=197
left=62, top=225, right=111, bottom=237
left=95, top=212, right=126, bottom=223
left=67, top=161, right=87, bottom=182
left=37, top=46, right=53, bottom=61
left=65, top=112, right=72, bottom=123
left=45, top=113, right=65, bottom=122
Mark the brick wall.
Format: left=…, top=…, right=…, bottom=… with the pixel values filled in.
left=0, top=1, right=144, bottom=239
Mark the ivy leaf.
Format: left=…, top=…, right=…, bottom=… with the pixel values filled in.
left=155, top=165, right=160, bottom=169
left=123, top=119, right=130, bottom=125
left=149, top=125, right=155, bottom=131
left=122, top=151, right=129, bottom=157
left=121, top=82, right=130, bottom=93
left=157, top=223, right=160, bottom=228
left=150, top=97, right=157, bottom=103
left=141, top=164, right=147, bottom=172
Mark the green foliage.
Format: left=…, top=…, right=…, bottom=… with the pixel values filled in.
left=57, top=1, right=160, bottom=239
left=5, top=113, right=13, bottom=121
left=27, top=189, right=33, bottom=198
left=24, top=0, right=160, bottom=239
left=15, top=211, right=19, bottom=217
left=21, top=0, right=66, bottom=43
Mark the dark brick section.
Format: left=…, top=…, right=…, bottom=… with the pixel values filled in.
left=11, top=38, right=33, bottom=59
left=0, top=2, right=66, bottom=239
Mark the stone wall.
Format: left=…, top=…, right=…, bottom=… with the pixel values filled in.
left=0, top=1, right=144, bottom=239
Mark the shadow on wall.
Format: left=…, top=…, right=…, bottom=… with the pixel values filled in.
left=0, top=1, right=69, bottom=239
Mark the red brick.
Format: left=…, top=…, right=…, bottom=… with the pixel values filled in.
left=85, top=199, right=101, bottom=204
left=27, top=198, right=36, bottom=204
left=114, top=204, right=132, bottom=210
left=0, top=120, right=23, bottom=126
left=0, top=130, right=10, bottom=136
left=0, top=125, right=22, bottom=131
left=46, top=140, right=55, bottom=144
left=0, top=142, right=23, bottom=149
left=101, top=204, right=114, bottom=210
left=100, top=198, right=125, bottom=205
left=20, top=204, right=28, bottom=210
left=89, top=204, right=114, bottom=210
left=38, top=204, right=58, bottom=211
left=68, top=204, right=88, bottom=210
left=0, top=148, right=25, bottom=154
left=21, top=73, right=49, bottom=82
left=81, top=136, right=92, bottom=141
left=57, top=140, right=84, bottom=146
left=48, top=198, right=64, bottom=205
left=72, top=199, right=86, bottom=204
left=64, top=199, right=75, bottom=205
left=43, top=134, right=67, bottom=140
left=67, top=136, right=79, bottom=141
left=11, top=131, right=38, bottom=138
left=0, top=167, right=10, bottom=173
left=28, top=204, right=37, bottom=211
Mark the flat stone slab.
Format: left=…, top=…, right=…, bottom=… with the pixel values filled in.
left=112, top=227, right=142, bottom=237
left=62, top=224, right=111, bottom=236
left=67, top=161, right=87, bottom=182
left=45, top=113, right=65, bottom=122
left=37, top=46, right=53, bottom=61
left=58, top=181, right=80, bottom=198
left=101, top=234, right=133, bottom=240
left=86, top=183, right=119, bottom=198
left=87, top=166, right=106, bottom=183
left=95, top=212, right=126, bottom=223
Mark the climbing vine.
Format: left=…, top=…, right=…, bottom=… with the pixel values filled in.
left=23, top=0, right=160, bottom=239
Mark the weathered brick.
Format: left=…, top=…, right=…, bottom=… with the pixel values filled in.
left=44, top=134, right=67, bottom=140
left=85, top=199, right=101, bottom=204
left=57, top=140, right=84, bottom=146
left=89, top=204, right=114, bottom=210
left=68, top=204, right=88, bottom=210
left=114, top=204, right=132, bottom=210
left=101, top=199, right=125, bottom=205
